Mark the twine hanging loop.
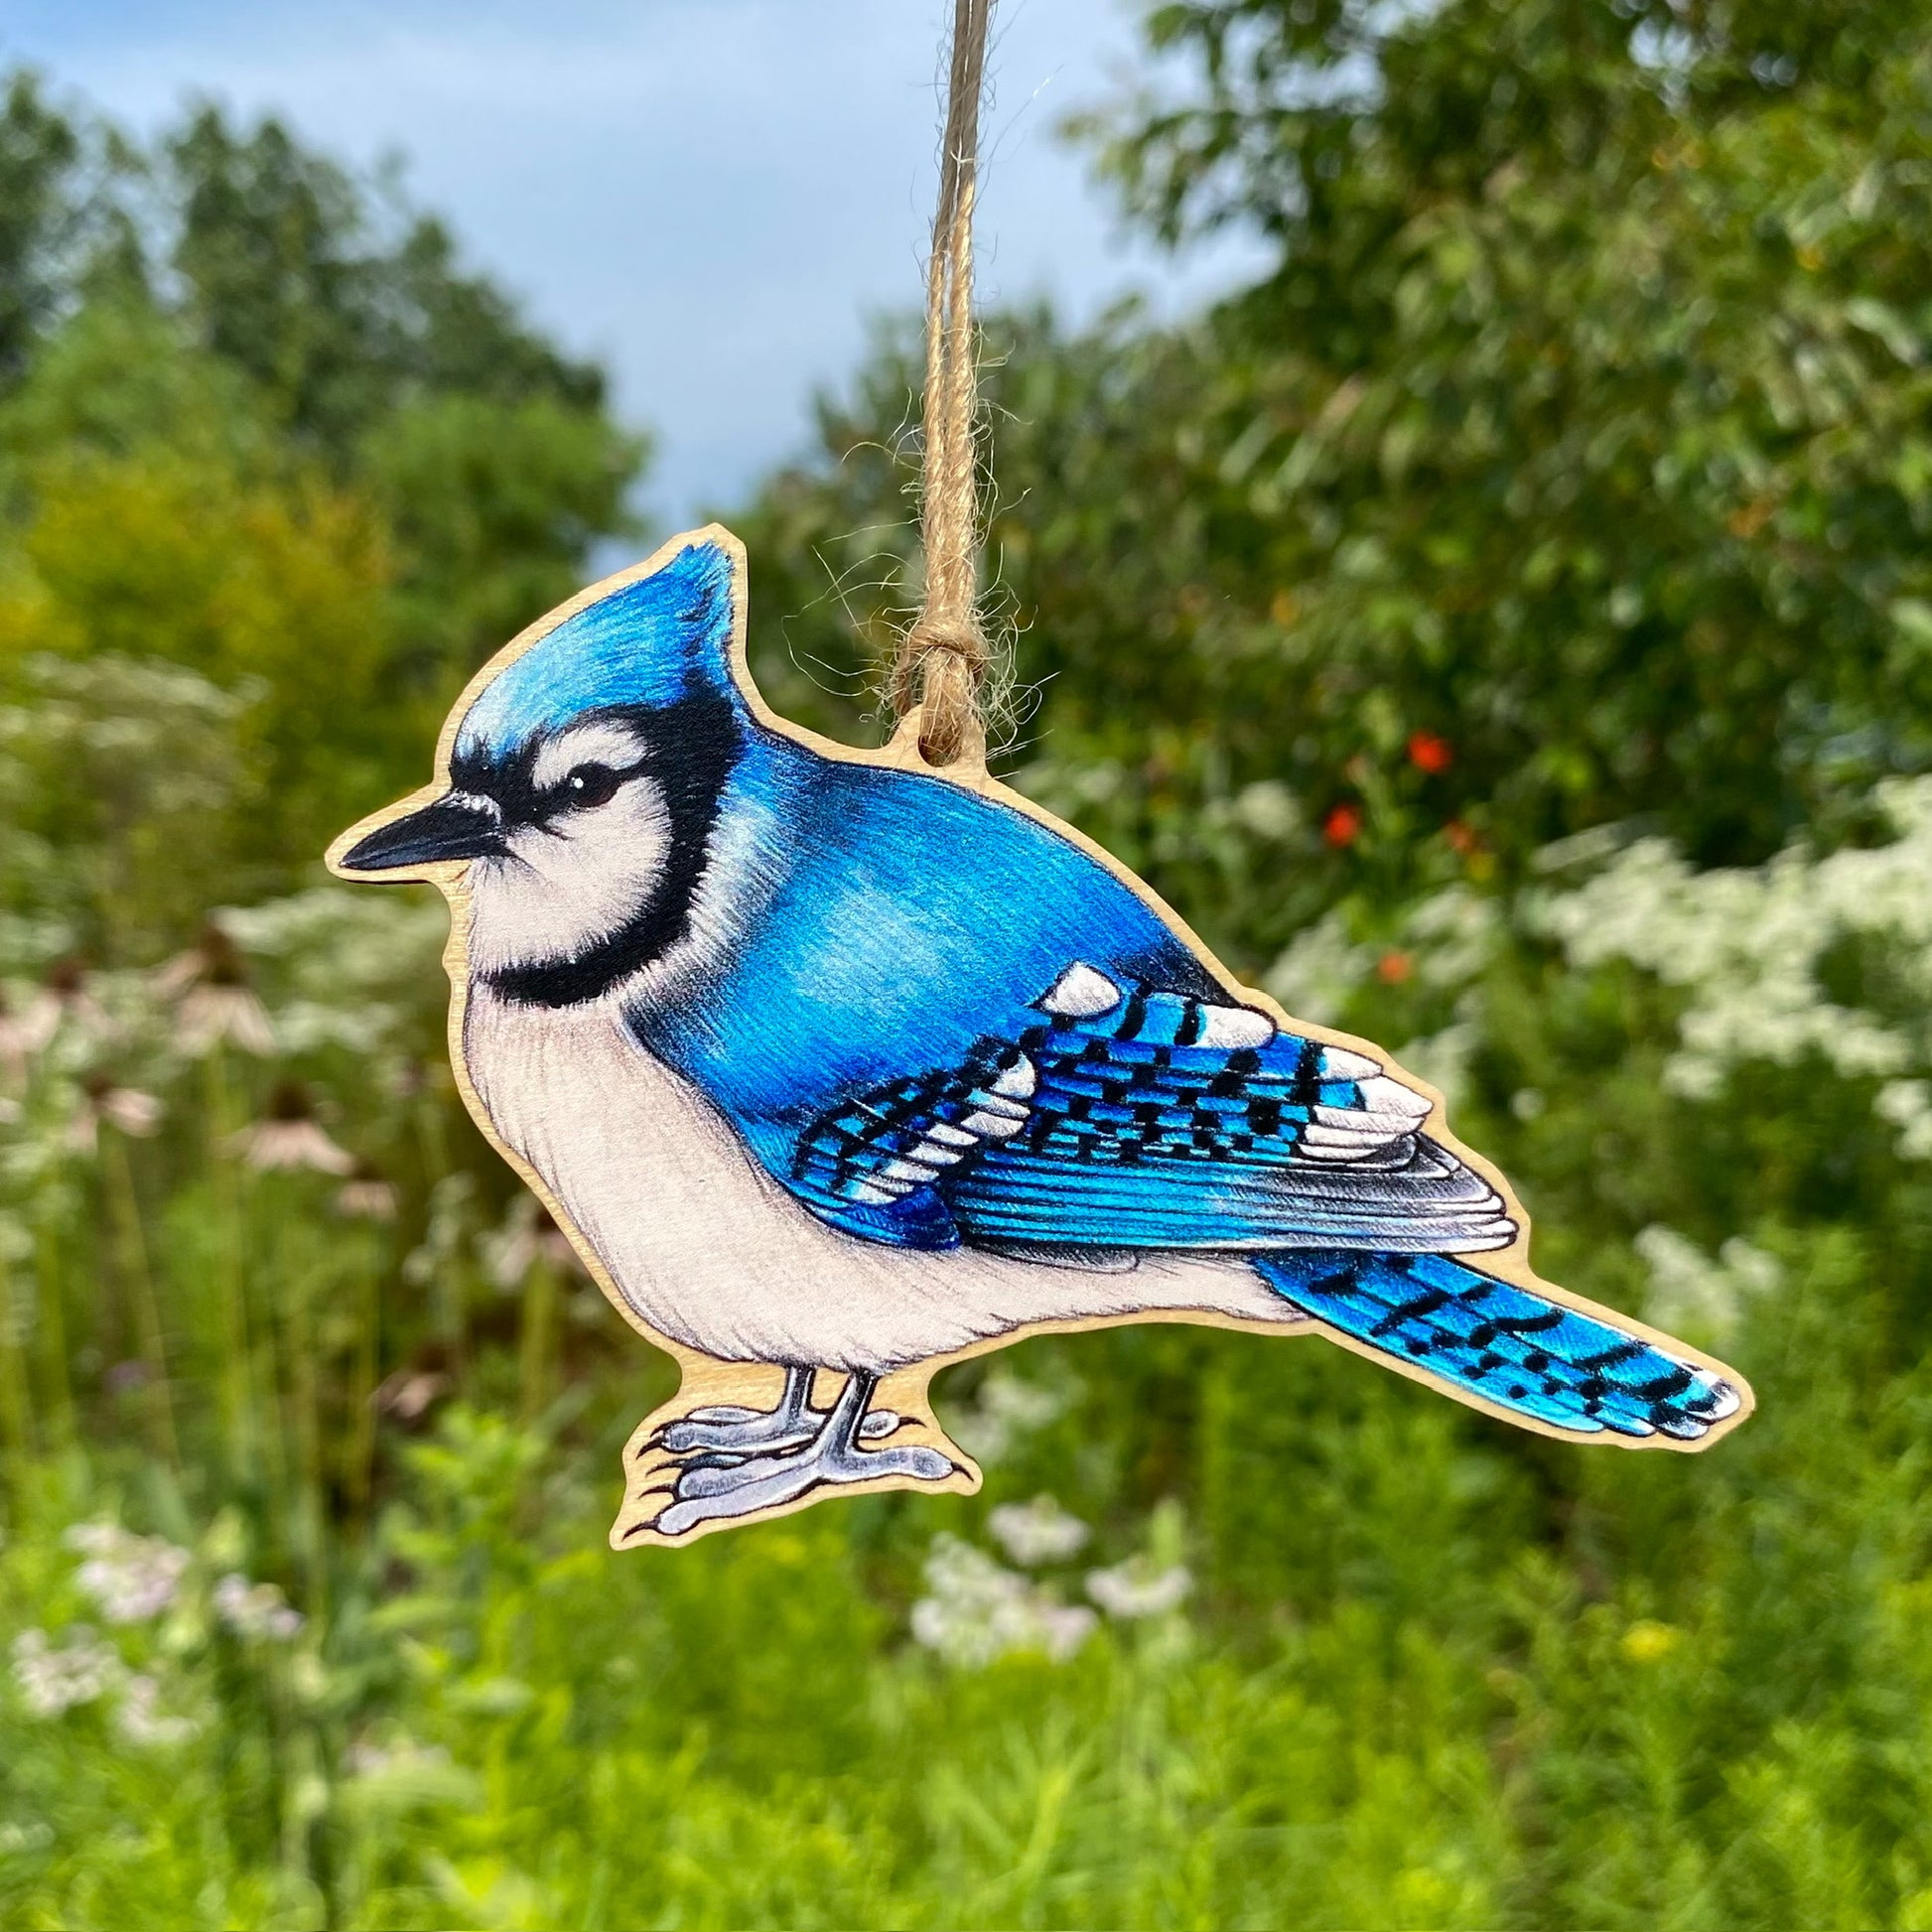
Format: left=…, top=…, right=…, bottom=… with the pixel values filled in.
left=892, top=0, right=996, bottom=767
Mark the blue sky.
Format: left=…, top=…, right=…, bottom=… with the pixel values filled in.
left=3, top=0, right=1270, bottom=523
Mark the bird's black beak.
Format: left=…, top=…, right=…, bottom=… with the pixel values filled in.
left=338, top=793, right=505, bottom=873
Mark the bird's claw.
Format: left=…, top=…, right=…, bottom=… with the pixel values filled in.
left=648, top=1430, right=952, bottom=1537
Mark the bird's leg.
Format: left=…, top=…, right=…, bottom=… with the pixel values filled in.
left=649, top=1368, right=954, bottom=1539
left=655, top=1364, right=901, bottom=1456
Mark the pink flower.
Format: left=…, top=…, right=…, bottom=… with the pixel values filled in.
left=374, top=1367, right=450, bottom=1423
left=0, top=986, right=39, bottom=1082
left=66, top=1073, right=165, bottom=1153
left=229, top=1079, right=353, bottom=1174
left=484, top=1195, right=586, bottom=1288
left=156, top=924, right=274, bottom=1057
left=15, top=957, right=112, bottom=1055
left=335, top=1161, right=399, bottom=1221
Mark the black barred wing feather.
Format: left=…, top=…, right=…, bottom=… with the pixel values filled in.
left=1258, top=1250, right=1741, bottom=1441
left=788, top=1041, right=1040, bottom=1247
left=789, top=961, right=1516, bottom=1256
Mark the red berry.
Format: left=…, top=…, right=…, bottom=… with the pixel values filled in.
left=1323, top=802, right=1363, bottom=847
left=1408, top=731, right=1452, bottom=774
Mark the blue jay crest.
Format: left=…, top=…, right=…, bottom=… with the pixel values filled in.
left=329, top=527, right=1752, bottom=1547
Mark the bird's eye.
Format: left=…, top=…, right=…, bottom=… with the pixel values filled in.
left=563, top=762, right=623, bottom=808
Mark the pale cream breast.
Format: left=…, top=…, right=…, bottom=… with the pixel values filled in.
left=461, top=984, right=1300, bottom=1370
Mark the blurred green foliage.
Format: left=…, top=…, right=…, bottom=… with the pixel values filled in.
left=4, top=5, right=1932, bottom=1927
left=0, top=74, right=644, bottom=902
left=743, top=0, right=1932, bottom=958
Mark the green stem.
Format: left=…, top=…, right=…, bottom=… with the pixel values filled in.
left=205, top=1046, right=253, bottom=1474
left=103, top=1129, right=179, bottom=1467
left=518, top=1257, right=557, bottom=1430
left=34, top=1188, right=73, bottom=1451
left=0, top=1239, right=37, bottom=1490
left=413, top=1092, right=466, bottom=1378
left=287, top=1249, right=327, bottom=1622
left=349, top=1233, right=381, bottom=1526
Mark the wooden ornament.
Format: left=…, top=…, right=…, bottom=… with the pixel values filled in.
left=328, top=527, right=1753, bottom=1547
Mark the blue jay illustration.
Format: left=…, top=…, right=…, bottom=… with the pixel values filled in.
left=332, top=529, right=1748, bottom=1540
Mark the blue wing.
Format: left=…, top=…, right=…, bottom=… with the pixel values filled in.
left=787, top=960, right=1515, bottom=1257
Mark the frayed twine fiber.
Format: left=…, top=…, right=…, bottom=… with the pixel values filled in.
left=891, top=0, right=997, bottom=767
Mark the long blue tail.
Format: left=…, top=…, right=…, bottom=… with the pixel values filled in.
left=1257, top=1250, right=1740, bottom=1442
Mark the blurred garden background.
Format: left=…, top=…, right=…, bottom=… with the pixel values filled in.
left=5, top=0, right=1932, bottom=1923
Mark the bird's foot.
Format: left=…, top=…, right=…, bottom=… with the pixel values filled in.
left=653, top=1400, right=901, bottom=1456
left=648, top=1378, right=952, bottom=1539
left=651, top=1437, right=953, bottom=1538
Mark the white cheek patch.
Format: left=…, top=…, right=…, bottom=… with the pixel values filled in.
left=465, top=776, right=673, bottom=974
left=530, top=720, right=653, bottom=794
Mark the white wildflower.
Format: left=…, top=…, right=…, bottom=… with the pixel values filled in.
left=1635, top=1225, right=1781, bottom=1342
left=987, top=1495, right=1091, bottom=1566
left=11, top=1627, right=122, bottom=1717
left=1532, top=782, right=1932, bottom=1137
left=114, top=1673, right=199, bottom=1746
left=219, top=889, right=447, bottom=1058
left=1392, top=1017, right=1479, bottom=1113
left=943, top=1368, right=1072, bottom=1464
left=1532, top=823, right=1633, bottom=875
left=909, top=1535, right=1097, bottom=1667
left=1230, top=779, right=1300, bottom=841
left=1085, top=1560, right=1193, bottom=1619
left=340, top=1734, right=482, bottom=1813
left=1877, top=1080, right=1932, bottom=1161
left=212, top=1574, right=304, bottom=1642
left=65, top=1521, right=192, bottom=1622
left=1400, top=886, right=1503, bottom=991
left=1264, top=910, right=1372, bottom=1027
left=345, top=1738, right=395, bottom=1776
left=345, top=1734, right=451, bottom=1778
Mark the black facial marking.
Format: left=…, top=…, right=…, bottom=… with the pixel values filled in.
left=465, top=684, right=742, bottom=1008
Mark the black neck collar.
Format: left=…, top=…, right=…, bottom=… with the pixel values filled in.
left=479, top=684, right=742, bottom=1009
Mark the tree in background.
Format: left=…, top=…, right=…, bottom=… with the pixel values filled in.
left=740, top=0, right=1932, bottom=968
left=0, top=74, right=644, bottom=946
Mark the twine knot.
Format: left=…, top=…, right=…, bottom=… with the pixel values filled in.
left=895, top=620, right=987, bottom=768
left=902, top=621, right=989, bottom=677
